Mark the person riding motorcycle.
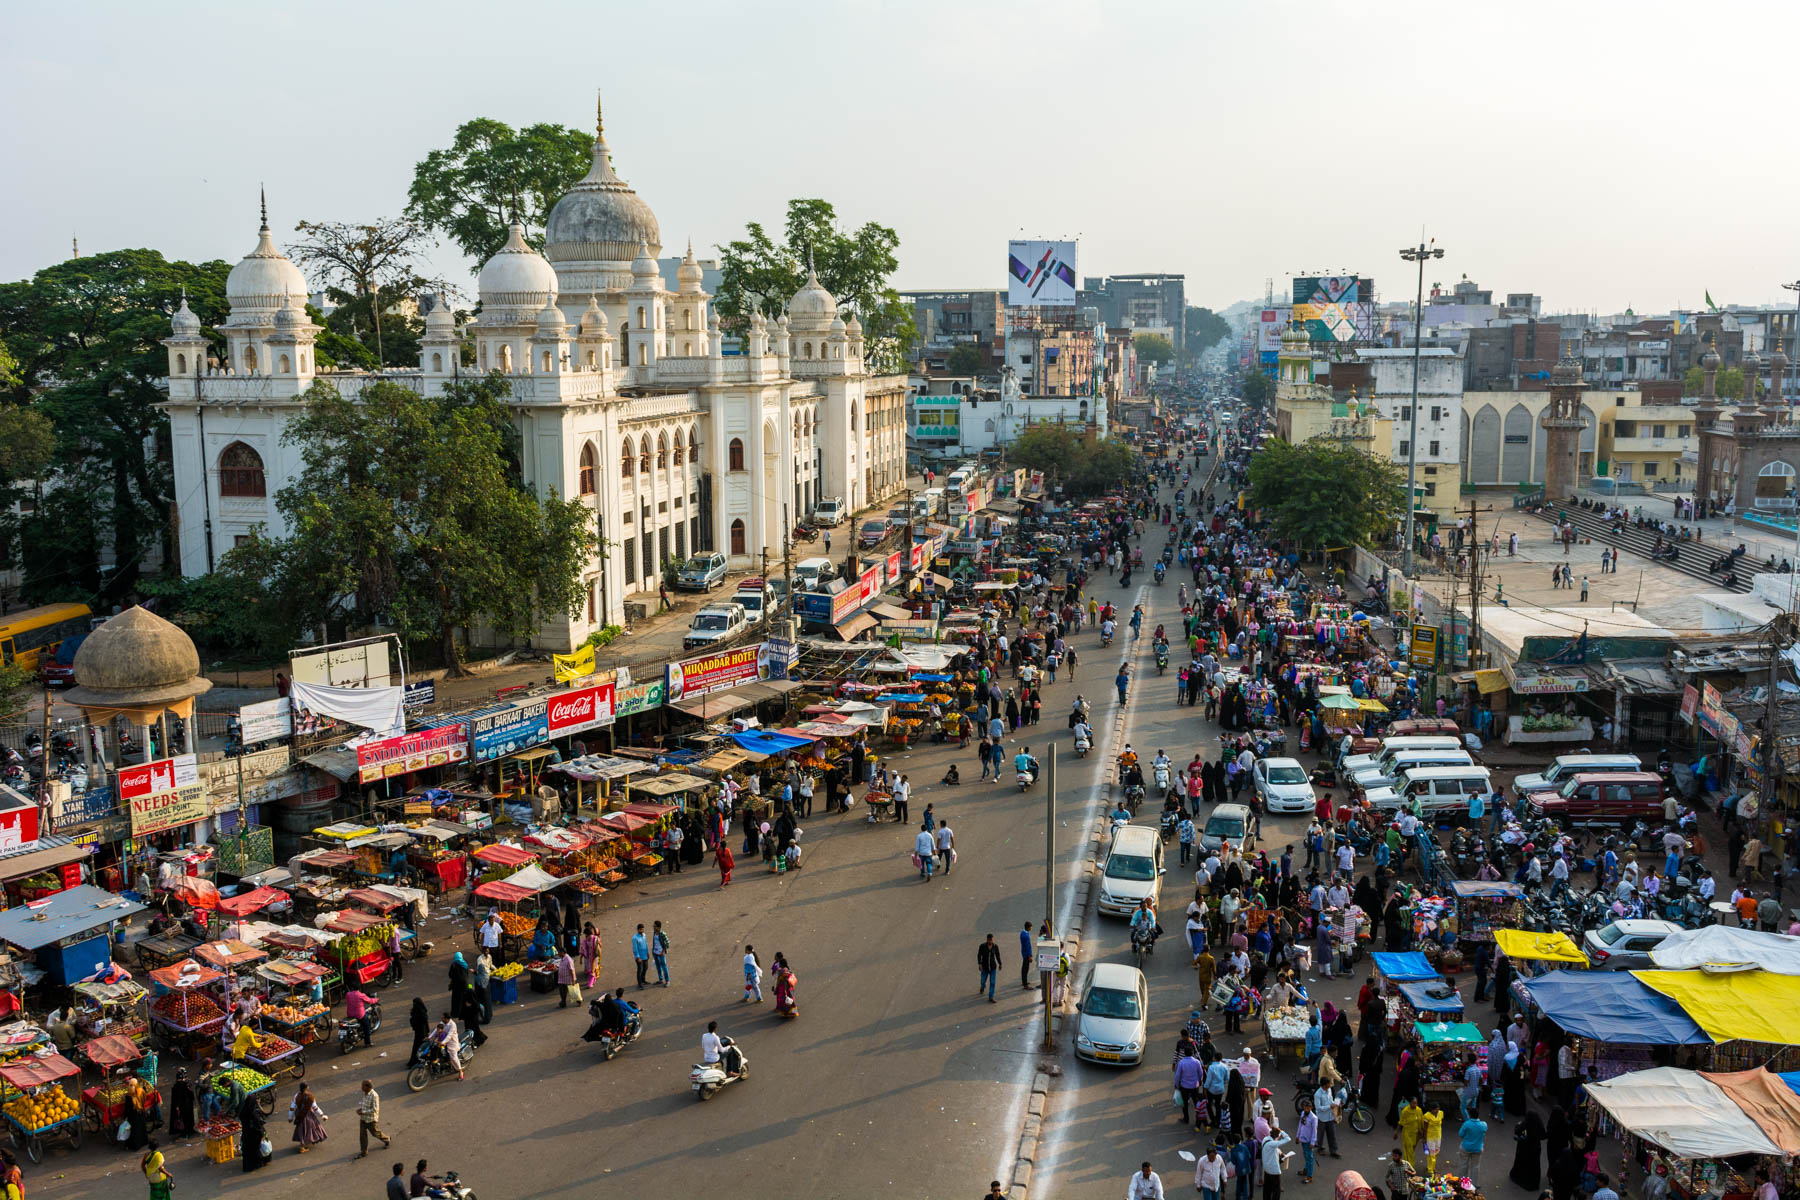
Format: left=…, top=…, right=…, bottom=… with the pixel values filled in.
left=1117, top=745, right=1139, bottom=782
left=1014, top=747, right=1039, bottom=780
left=1100, top=618, right=1116, bottom=645
left=1129, top=900, right=1159, bottom=952
left=584, top=989, right=628, bottom=1043
left=1152, top=750, right=1172, bottom=779
left=1122, top=761, right=1146, bottom=795
left=1072, top=719, right=1093, bottom=751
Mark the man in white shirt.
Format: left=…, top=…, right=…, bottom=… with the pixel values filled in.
left=700, top=1022, right=723, bottom=1064
left=1126, top=1161, right=1165, bottom=1200
left=935, top=820, right=955, bottom=873
left=1261, top=1122, right=1295, bottom=1200
left=1335, top=843, right=1355, bottom=875
left=1326, top=880, right=1351, bottom=910
left=1313, top=1081, right=1341, bottom=1156
left=1549, top=853, right=1570, bottom=900
left=479, top=912, right=502, bottom=963
left=1698, top=871, right=1717, bottom=901
left=1237, top=1050, right=1261, bottom=1092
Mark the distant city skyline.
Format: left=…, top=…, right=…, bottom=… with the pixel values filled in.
left=6, top=0, right=1800, bottom=316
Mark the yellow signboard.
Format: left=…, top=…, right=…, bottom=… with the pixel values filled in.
left=553, top=643, right=596, bottom=683
left=129, top=783, right=209, bottom=838
left=1410, top=624, right=1439, bottom=669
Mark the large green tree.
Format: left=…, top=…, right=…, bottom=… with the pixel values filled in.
left=288, top=216, right=448, bottom=369
left=0, top=248, right=231, bottom=601
left=1240, top=370, right=1276, bottom=408
left=1006, top=422, right=1135, bottom=497
left=715, top=198, right=918, bottom=374
left=406, top=118, right=594, bottom=263
left=1685, top=364, right=1755, bottom=400
left=257, top=374, right=593, bottom=672
left=1184, top=306, right=1231, bottom=355
left=1246, top=438, right=1401, bottom=551
left=945, top=343, right=987, bottom=376
left=1134, top=332, right=1175, bottom=367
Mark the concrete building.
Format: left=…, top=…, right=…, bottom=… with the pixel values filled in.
left=1353, top=347, right=1464, bottom=520
left=903, top=290, right=1006, bottom=372
left=159, top=103, right=906, bottom=649
left=1078, top=274, right=1187, bottom=348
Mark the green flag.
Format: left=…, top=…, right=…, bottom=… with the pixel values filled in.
left=1705, top=290, right=1718, bottom=311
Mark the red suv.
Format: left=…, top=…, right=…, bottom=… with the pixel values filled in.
left=1525, top=771, right=1667, bottom=826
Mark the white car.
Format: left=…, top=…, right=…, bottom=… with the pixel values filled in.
left=683, top=603, right=747, bottom=649
left=1252, top=757, right=1315, bottom=814
left=1074, top=962, right=1148, bottom=1066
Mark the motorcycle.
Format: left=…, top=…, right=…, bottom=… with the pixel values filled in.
left=336, top=1000, right=382, bottom=1055
left=414, top=1170, right=480, bottom=1200
left=1153, top=563, right=1166, bottom=585
left=1073, top=730, right=1092, bottom=758
left=1153, top=761, right=1172, bottom=795
left=585, top=999, right=644, bottom=1061
left=1159, top=808, right=1180, bottom=843
left=690, top=1036, right=749, bottom=1100
left=1016, top=764, right=1038, bottom=791
left=407, top=1034, right=478, bottom=1092
left=1100, top=628, right=1114, bottom=649
left=1155, top=646, right=1169, bottom=674
left=1123, top=782, right=1146, bottom=812
left=1130, top=922, right=1160, bottom=965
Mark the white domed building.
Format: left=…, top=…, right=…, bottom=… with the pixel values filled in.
left=159, top=104, right=908, bottom=649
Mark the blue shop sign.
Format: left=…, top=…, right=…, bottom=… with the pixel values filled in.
left=404, top=680, right=436, bottom=709
left=469, top=698, right=549, bottom=762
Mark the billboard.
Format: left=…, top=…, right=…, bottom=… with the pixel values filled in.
left=1007, top=240, right=1078, bottom=307
left=547, top=681, right=616, bottom=738
left=469, top=698, right=550, bottom=762
left=1257, top=307, right=1291, bottom=354
left=1292, top=276, right=1376, bottom=343
left=289, top=639, right=393, bottom=689
left=667, top=643, right=769, bottom=702
left=238, top=698, right=292, bottom=743
left=356, top=724, right=469, bottom=784
left=118, top=754, right=199, bottom=803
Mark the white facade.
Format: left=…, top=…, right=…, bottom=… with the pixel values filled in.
left=159, top=109, right=906, bottom=651
left=1355, top=347, right=1464, bottom=511
left=955, top=372, right=1092, bottom=453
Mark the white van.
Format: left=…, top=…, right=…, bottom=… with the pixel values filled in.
left=1342, top=735, right=1463, bottom=775
left=793, top=557, right=838, bottom=592
left=813, top=498, right=846, bottom=527
left=1350, top=749, right=1474, bottom=792
left=1367, top=765, right=1494, bottom=812
left=1512, top=753, right=1642, bottom=800
left=921, top=488, right=944, bottom=518
left=1098, top=824, right=1164, bottom=916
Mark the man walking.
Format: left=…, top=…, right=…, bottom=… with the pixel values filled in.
left=1178, top=813, right=1196, bottom=865
left=631, top=924, right=650, bottom=989
left=1459, top=1110, right=1487, bottom=1183
left=1261, top=1120, right=1294, bottom=1200
left=936, top=817, right=955, bottom=874
left=1127, top=1162, right=1166, bottom=1200
left=893, top=775, right=911, bottom=824
left=1020, top=922, right=1035, bottom=988
left=651, top=920, right=670, bottom=987
left=354, top=1079, right=390, bottom=1157
left=977, top=934, right=1002, bottom=1002
left=479, top=910, right=503, bottom=965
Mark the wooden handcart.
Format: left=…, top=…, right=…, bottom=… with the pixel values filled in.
left=0, top=1053, right=83, bottom=1163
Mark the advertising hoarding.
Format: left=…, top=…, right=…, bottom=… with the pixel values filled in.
left=289, top=640, right=393, bottom=689
left=1409, top=624, right=1439, bottom=668
left=1292, top=277, right=1375, bottom=343
left=118, top=754, right=199, bottom=803
left=615, top=679, right=665, bottom=718
left=470, top=699, right=550, bottom=762
left=1258, top=307, right=1290, bottom=354
left=547, top=681, right=616, bottom=737
left=238, top=698, right=292, bottom=743
left=404, top=680, right=435, bottom=709
left=130, top=783, right=209, bottom=838
left=356, top=724, right=470, bottom=783
left=667, top=643, right=768, bottom=702
left=1007, top=240, right=1078, bottom=307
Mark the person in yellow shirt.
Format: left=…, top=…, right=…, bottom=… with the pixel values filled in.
left=1396, top=1098, right=1424, bottom=1171
left=142, top=1137, right=174, bottom=1199
left=1423, top=1104, right=1446, bottom=1173
left=231, top=1022, right=262, bottom=1062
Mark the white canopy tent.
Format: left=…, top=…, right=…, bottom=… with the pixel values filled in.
left=1647, top=926, right=1800, bottom=976
left=1584, top=1067, right=1781, bottom=1159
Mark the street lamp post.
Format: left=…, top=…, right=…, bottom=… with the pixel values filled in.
left=1399, top=240, right=1444, bottom=576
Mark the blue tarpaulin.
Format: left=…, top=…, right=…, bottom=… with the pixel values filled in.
left=1780, top=1072, right=1800, bottom=1100
left=878, top=693, right=926, bottom=703
left=726, top=731, right=813, bottom=757
left=1397, top=979, right=1464, bottom=1014
left=911, top=673, right=953, bottom=683
left=1372, top=952, right=1437, bottom=981
left=1523, top=971, right=1709, bottom=1046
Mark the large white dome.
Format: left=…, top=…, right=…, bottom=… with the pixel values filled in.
left=544, top=136, right=661, bottom=268
left=786, top=266, right=838, bottom=333
left=478, top=222, right=559, bottom=318
left=225, top=223, right=308, bottom=319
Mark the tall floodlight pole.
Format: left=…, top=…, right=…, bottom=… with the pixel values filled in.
left=1399, top=240, right=1445, bottom=576
left=1785, top=282, right=1800, bottom=610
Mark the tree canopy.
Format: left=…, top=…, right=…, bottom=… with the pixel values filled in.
left=1685, top=364, right=1755, bottom=400
left=249, top=374, right=593, bottom=671
left=288, top=217, right=450, bottom=370
left=945, top=343, right=987, bottom=376
left=1246, top=438, right=1401, bottom=552
left=1184, top=306, right=1231, bottom=355
left=715, top=198, right=917, bottom=374
left=1239, top=370, right=1275, bottom=408
left=407, top=118, right=594, bottom=263
left=0, top=248, right=231, bottom=602
left=1133, top=332, right=1175, bottom=367
left=1005, top=422, right=1135, bottom=497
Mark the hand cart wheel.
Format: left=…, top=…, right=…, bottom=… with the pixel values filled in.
left=24, top=1133, right=41, bottom=1164
left=291, top=1052, right=305, bottom=1080
left=257, top=1091, right=274, bottom=1117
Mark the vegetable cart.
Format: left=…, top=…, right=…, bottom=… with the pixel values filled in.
left=0, top=1053, right=83, bottom=1163
left=211, top=1065, right=275, bottom=1116
left=70, top=979, right=149, bottom=1050
left=254, top=982, right=331, bottom=1047
left=316, top=911, right=396, bottom=989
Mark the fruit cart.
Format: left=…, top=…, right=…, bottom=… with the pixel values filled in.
left=0, top=1053, right=82, bottom=1162
left=315, top=911, right=396, bottom=989
left=209, top=1065, right=275, bottom=1116
left=70, top=978, right=149, bottom=1050
left=239, top=1029, right=305, bottom=1081
left=254, top=987, right=330, bottom=1047
left=287, top=849, right=357, bottom=919
left=75, top=1032, right=141, bottom=1083
left=146, top=959, right=230, bottom=1061
left=344, top=887, right=427, bottom=959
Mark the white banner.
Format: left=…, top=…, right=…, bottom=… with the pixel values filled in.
left=289, top=680, right=404, bottom=736
left=238, top=697, right=292, bottom=743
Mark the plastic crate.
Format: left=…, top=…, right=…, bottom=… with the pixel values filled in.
left=528, top=967, right=555, bottom=995
left=489, top=977, right=518, bottom=1006
left=205, top=1132, right=238, bottom=1163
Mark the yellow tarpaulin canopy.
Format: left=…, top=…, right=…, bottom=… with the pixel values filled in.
left=1473, top=669, right=1509, bottom=695
left=1493, top=929, right=1587, bottom=964
left=1356, top=697, right=1389, bottom=713
left=1634, top=970, right=1800, bottom=1045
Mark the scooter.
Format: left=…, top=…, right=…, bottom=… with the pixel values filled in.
left=336, top=999, right=382, bottom=1055
left=1154, top=563, right=1166, bottom=585
left=1155, top=646, right=1169, bottom=674
left=415, top=1170, right=480, bottom=1200
left=1100, top=628, right=1114, bottom=649
left=1159, top=808, right=1180, bottom=842
left=1153, top=761, right=1172, bottom=796
left=586, top=999, right=644, bottom=1061
left=690, top=1036, right=749, bottom=1100
left=1073, top=730, right=1092, bottom=758
left=1016, top=764, right=1038, bottom=791
left=407, top=1034, right=478, bottom=1092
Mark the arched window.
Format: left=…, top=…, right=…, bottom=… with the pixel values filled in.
left=657, top=433, right=668, bottom=469
left=432, top=353, right=443, bottom=372
left=685, top=311, right=694, bottom=331
left=729, top=519, right=746, bottom=555
left=586, top=350, right=596, bottom=368
left=620, top=437, right=635, bottom=477
left=639, top=440, right=651, bottom=474
left=637, top=344, right=646, bottom=366
left=278, top=354, right=291, bottom=373
left=803, top=342, right=813, bottom=359
left=243, top=346, right=257, bottom=372
left=542, top=350, right=553, bottom=373
left=499, top=344, right=513, bottom=372
left=579, top=442, right=597, bottom=496
left=728, top=438, right=745, bottom=471
left=688, top=425, right=700, bottom=462
left=850, top=402, right=860, bottom=432
left=219, top=442, right=265, bottom=498
left=637, top=306, right=646, bottom=329
left=175, top=353, right=187, bottom=374
left=673, top=429, right=685, bottom=466
left=480, top=344, right=488, bottom=370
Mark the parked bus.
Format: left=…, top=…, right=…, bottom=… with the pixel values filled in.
left=0, top=603, right=93, bottom=670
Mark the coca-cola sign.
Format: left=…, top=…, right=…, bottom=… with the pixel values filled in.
left=547, top=681, right=615, bottom=736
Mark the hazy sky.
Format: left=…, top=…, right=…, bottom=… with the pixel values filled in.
left=6, top=0, right=1798, bottom=316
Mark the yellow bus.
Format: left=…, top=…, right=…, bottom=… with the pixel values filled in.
left=0, top=603, right=93, bottom=671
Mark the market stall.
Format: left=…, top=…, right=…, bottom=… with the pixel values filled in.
left=1586, top=1067, right=1796, bottom=1198
left=402, top=819, right=473, bottom=895
left=1395, top=978, right=1465, bottom=1024
left=313, top=910, right=396, bottom=989
left=1521, top=971, right=1708, bottom=1083
left=69, top=979, right=148, bottom=1053
left=287, top=849, right=357, bottom=918
left=145, top=959, right=229, bottom=1061
left=1448, top=880, right=1522, bottom=945
left=0, top=885, right=144, bottom=988
left=0, top=1052, right=82, bottom=1161
left=1412, top=1020, right=1487, bottom=1106
left=1494, top=928, right=1588, bottom=1016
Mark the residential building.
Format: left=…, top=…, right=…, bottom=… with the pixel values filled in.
left=1354, top=347, right=1464, bottom=520
left=903, top=290, right=1005, bottom=371
left=1078, top=274, right=1187, bottom=347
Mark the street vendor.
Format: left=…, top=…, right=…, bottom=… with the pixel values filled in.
left=231, top=1020, right=263, bottom=1061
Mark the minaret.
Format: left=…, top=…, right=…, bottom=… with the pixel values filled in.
left=1540, top=352, right=1586, bottom=500
left=1692, top=334, right=1723, bottom=504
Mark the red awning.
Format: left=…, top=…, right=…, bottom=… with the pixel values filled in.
left=0, top=1053, right=77, bottom=1089
left=594, top=811, right=655, bottom=835
left=299, top=851, right=356, bottom=870
left=172, top=877, right=221, bottom=910
left=620, top=803, right=677, bottom=821
left=345, top=888, right=405, bottom=913
left=194, top=939, right=266, bottom=970
left=472, top=881, right=534, bottom=904
left=472, top=844, right=538, bottom=867
left=319, top=910, right=386, bottom=935
left=81, top=1034, right=142, bottom=1069
left=217, top=886, right=287, bottom=917
left=148, top=959, right=226, bottom=990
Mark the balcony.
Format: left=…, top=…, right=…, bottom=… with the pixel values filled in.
left=1609, top=435, right=1690, bottom=453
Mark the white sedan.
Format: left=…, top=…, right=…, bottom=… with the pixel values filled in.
left=1252, top=757, right=1316, bottom=814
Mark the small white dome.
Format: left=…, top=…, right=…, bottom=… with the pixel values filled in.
left=170, top=293, right=202, bottom=337
left=423, top=296, right=455, bottom=332
left=579, top=294, right=609, bottom=337
left=274, top=297, right=304, bottom=331
left=536, top=298, right=568, bottom=336
left=478, top=222, right=558, bottom=314
left=631, top=239, right=659, bottom=281
left=829, top=314, right=848, bottom=336
left=786, top=267, right=837, bottom=333
left=226, top=222, right=309, bottom=317
left=677, top=240, right=703, bottom=291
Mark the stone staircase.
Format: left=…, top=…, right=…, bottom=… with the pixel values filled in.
left=1529, top=505, right=1756, bottom=594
